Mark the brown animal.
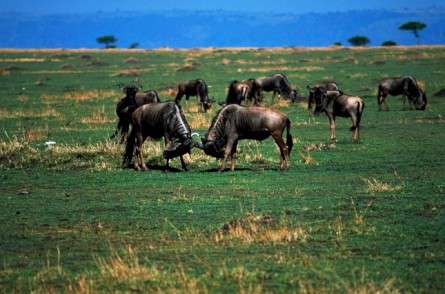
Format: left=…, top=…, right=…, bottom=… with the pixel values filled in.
left=225, top=79, right=259, bottom=105
left=377, top=76, right=427, bottom=111
left=123, top=102, right=193, bottom=171
left=175, top=79, right=212, bottom=112
left=312, top=89, right=365, bottom=142
left=195, top=104, right=293, bottom=171
left=307, top=82, right=339, bottom=113
left=112, top=86, right=160, bottom=143
left=254, top=73, right=298, bottom=102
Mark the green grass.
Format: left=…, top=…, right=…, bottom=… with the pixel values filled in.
left=0, top=47, right=444, bottom=293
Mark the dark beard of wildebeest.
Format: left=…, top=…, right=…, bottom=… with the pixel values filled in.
left=254, top=73, right=298, bottom=103
left=111, top=86, right=161, bottom=143
left=175, top=79, right=212, bottom=112
left=312, top=89, right=365, bottom=143
left=195, top=104, right=293, bottom=171
left=307, top=82, right=339, bottom=113
left=225, top=79, right=260, bottom=105
left=123, top=102, right=193, bottom=171
left=377, top=76, right=427, bottom=111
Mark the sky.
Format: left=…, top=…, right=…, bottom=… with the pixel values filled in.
left=1, top=0, right=444, bottom=14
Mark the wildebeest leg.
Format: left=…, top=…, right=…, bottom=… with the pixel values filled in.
left=221, top=136, right=237, bottom=172
left=377, top=87, right=388, bottom=111
left=350, top=113, right=359, bottom=143
left=272, top=131, right=288, bottom=170
left=328, top=115, right=336, bottom=142
left=138, top=136, right=148, bottom=171
left=180, top=156, right=188, bottom=171
left=164, top=136, right=171, bottom=171
left=230, top=140, right=238, bottom=171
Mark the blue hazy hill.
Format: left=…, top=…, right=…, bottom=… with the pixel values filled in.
left=0, top=9, right=444, bottom=48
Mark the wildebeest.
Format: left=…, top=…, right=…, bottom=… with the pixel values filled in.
left=123, top=101, right=193, bottom=171
left=312, top=89, right=365, bottom=142
left=175, top=79, right=212, bottom=112
left=254, top=73, right=298, bottom=102
left=111, top=86, right=161, bottom=143
left=195, top=104, right=293, bottom=171
left=377, top=76, right=427, bottom=110
left=225, top=79, right=259, bottom=105
left=307, top=82, right=339, bottom=113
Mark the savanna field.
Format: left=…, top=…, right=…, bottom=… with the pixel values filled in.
left=0, top=46, right=444, bottom=293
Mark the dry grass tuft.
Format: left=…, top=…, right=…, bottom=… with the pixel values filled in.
left=273, top=98, right=290, bottom=109
left=159, top=86, right=177, bottom=97
left=221, top=58, right=231, bottom=65
left=97, top=247, right=162, bottom=283
left=24, top=126, right=48, bottom=142
left=177, top=62, right=198, bottom=72
left=124, top=57, right=140, bottom=63
left=16, top=95, right=29, bottom=102
left=0, top=107, right=61, bottom=119
left=363, top=178, right=403, bottom=193
left=111, top=68, right=141, bottom=77
left=214, top=213, right=308, bottom=244
left=80, top=106, right=114, bottom=125
left=187, top=112, right=211, bottom=129
left=299, top=151, right=317, bottom=165
left=42, top=89, right=117, bottom=102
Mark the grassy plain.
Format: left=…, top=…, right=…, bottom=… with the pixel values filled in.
left=0, top=46, right=444, bottom=292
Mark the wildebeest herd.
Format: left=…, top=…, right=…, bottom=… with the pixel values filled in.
left=112, top=74, right=427, bottom=172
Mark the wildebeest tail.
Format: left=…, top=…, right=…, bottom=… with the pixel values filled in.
left=123, top=127, right=136, bottom=166
left=357, top=100, right=365, bottom=126
left=286, top=118, right=293, bottom=156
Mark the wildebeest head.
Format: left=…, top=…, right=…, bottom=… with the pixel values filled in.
left=162, top=104, right=193, bottom=159
left=414, top=89, right=427, bottom=110
left=312, top=89, right=339, bottom=115
left=201, top=96, right=213, bottom=112
left=195, top=137, right=225, bottom=158
left=123, top=85, right=139, bottom=97
left=288, top=89, right=298, bottom=102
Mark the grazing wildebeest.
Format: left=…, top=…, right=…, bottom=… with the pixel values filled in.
left=225, top=79, right=258, bottom=105
left=312, top=89, right=365, bottom=142
left=111, top=86, right=161, bottom=143
left=377, top=76, right=427, bottom=111
left=307, top=82, right=339, bottom=113
left=175, top=79, right=212, bottom=112
left=123, top=101, right=193, bottom=171
left=195, top=104, right=293, bottom=171
left=254, top=73, right=298, bottom=102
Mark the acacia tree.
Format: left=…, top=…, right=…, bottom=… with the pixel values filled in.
left=382, top=40, right=397, bottom=47
left=347, top=35, right=370, bottom=46
left=96, top=35, right=118, bottom=49
left=399, top=21, right=427, bottom=45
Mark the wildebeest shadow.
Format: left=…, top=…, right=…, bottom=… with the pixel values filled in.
left=201, top=166, right=281, bottom=173
left=125, top=163, right=183, bottom=172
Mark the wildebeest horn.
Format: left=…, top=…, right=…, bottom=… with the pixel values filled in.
left=191, top=132, right=200, bottom=138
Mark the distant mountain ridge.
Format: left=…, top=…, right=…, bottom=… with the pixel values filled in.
left=0, top=9, right=444, bottom=48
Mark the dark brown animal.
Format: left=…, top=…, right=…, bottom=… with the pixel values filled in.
left=312, top=89, right=365, bottom=142
left=225, top=79, right=259, bottom=105
left=195, top=104, right=293, bottom=171
left=254, top=73, right=298, bottom=102
left=307, top=82, right=339, bottom=113
left=175, top=79, right=212, bottom=112
left=112, top=86, right=161, bottom=143
left=123, top=102, right=193, bottom=171
left=377, top=76, right=427, bottom=110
